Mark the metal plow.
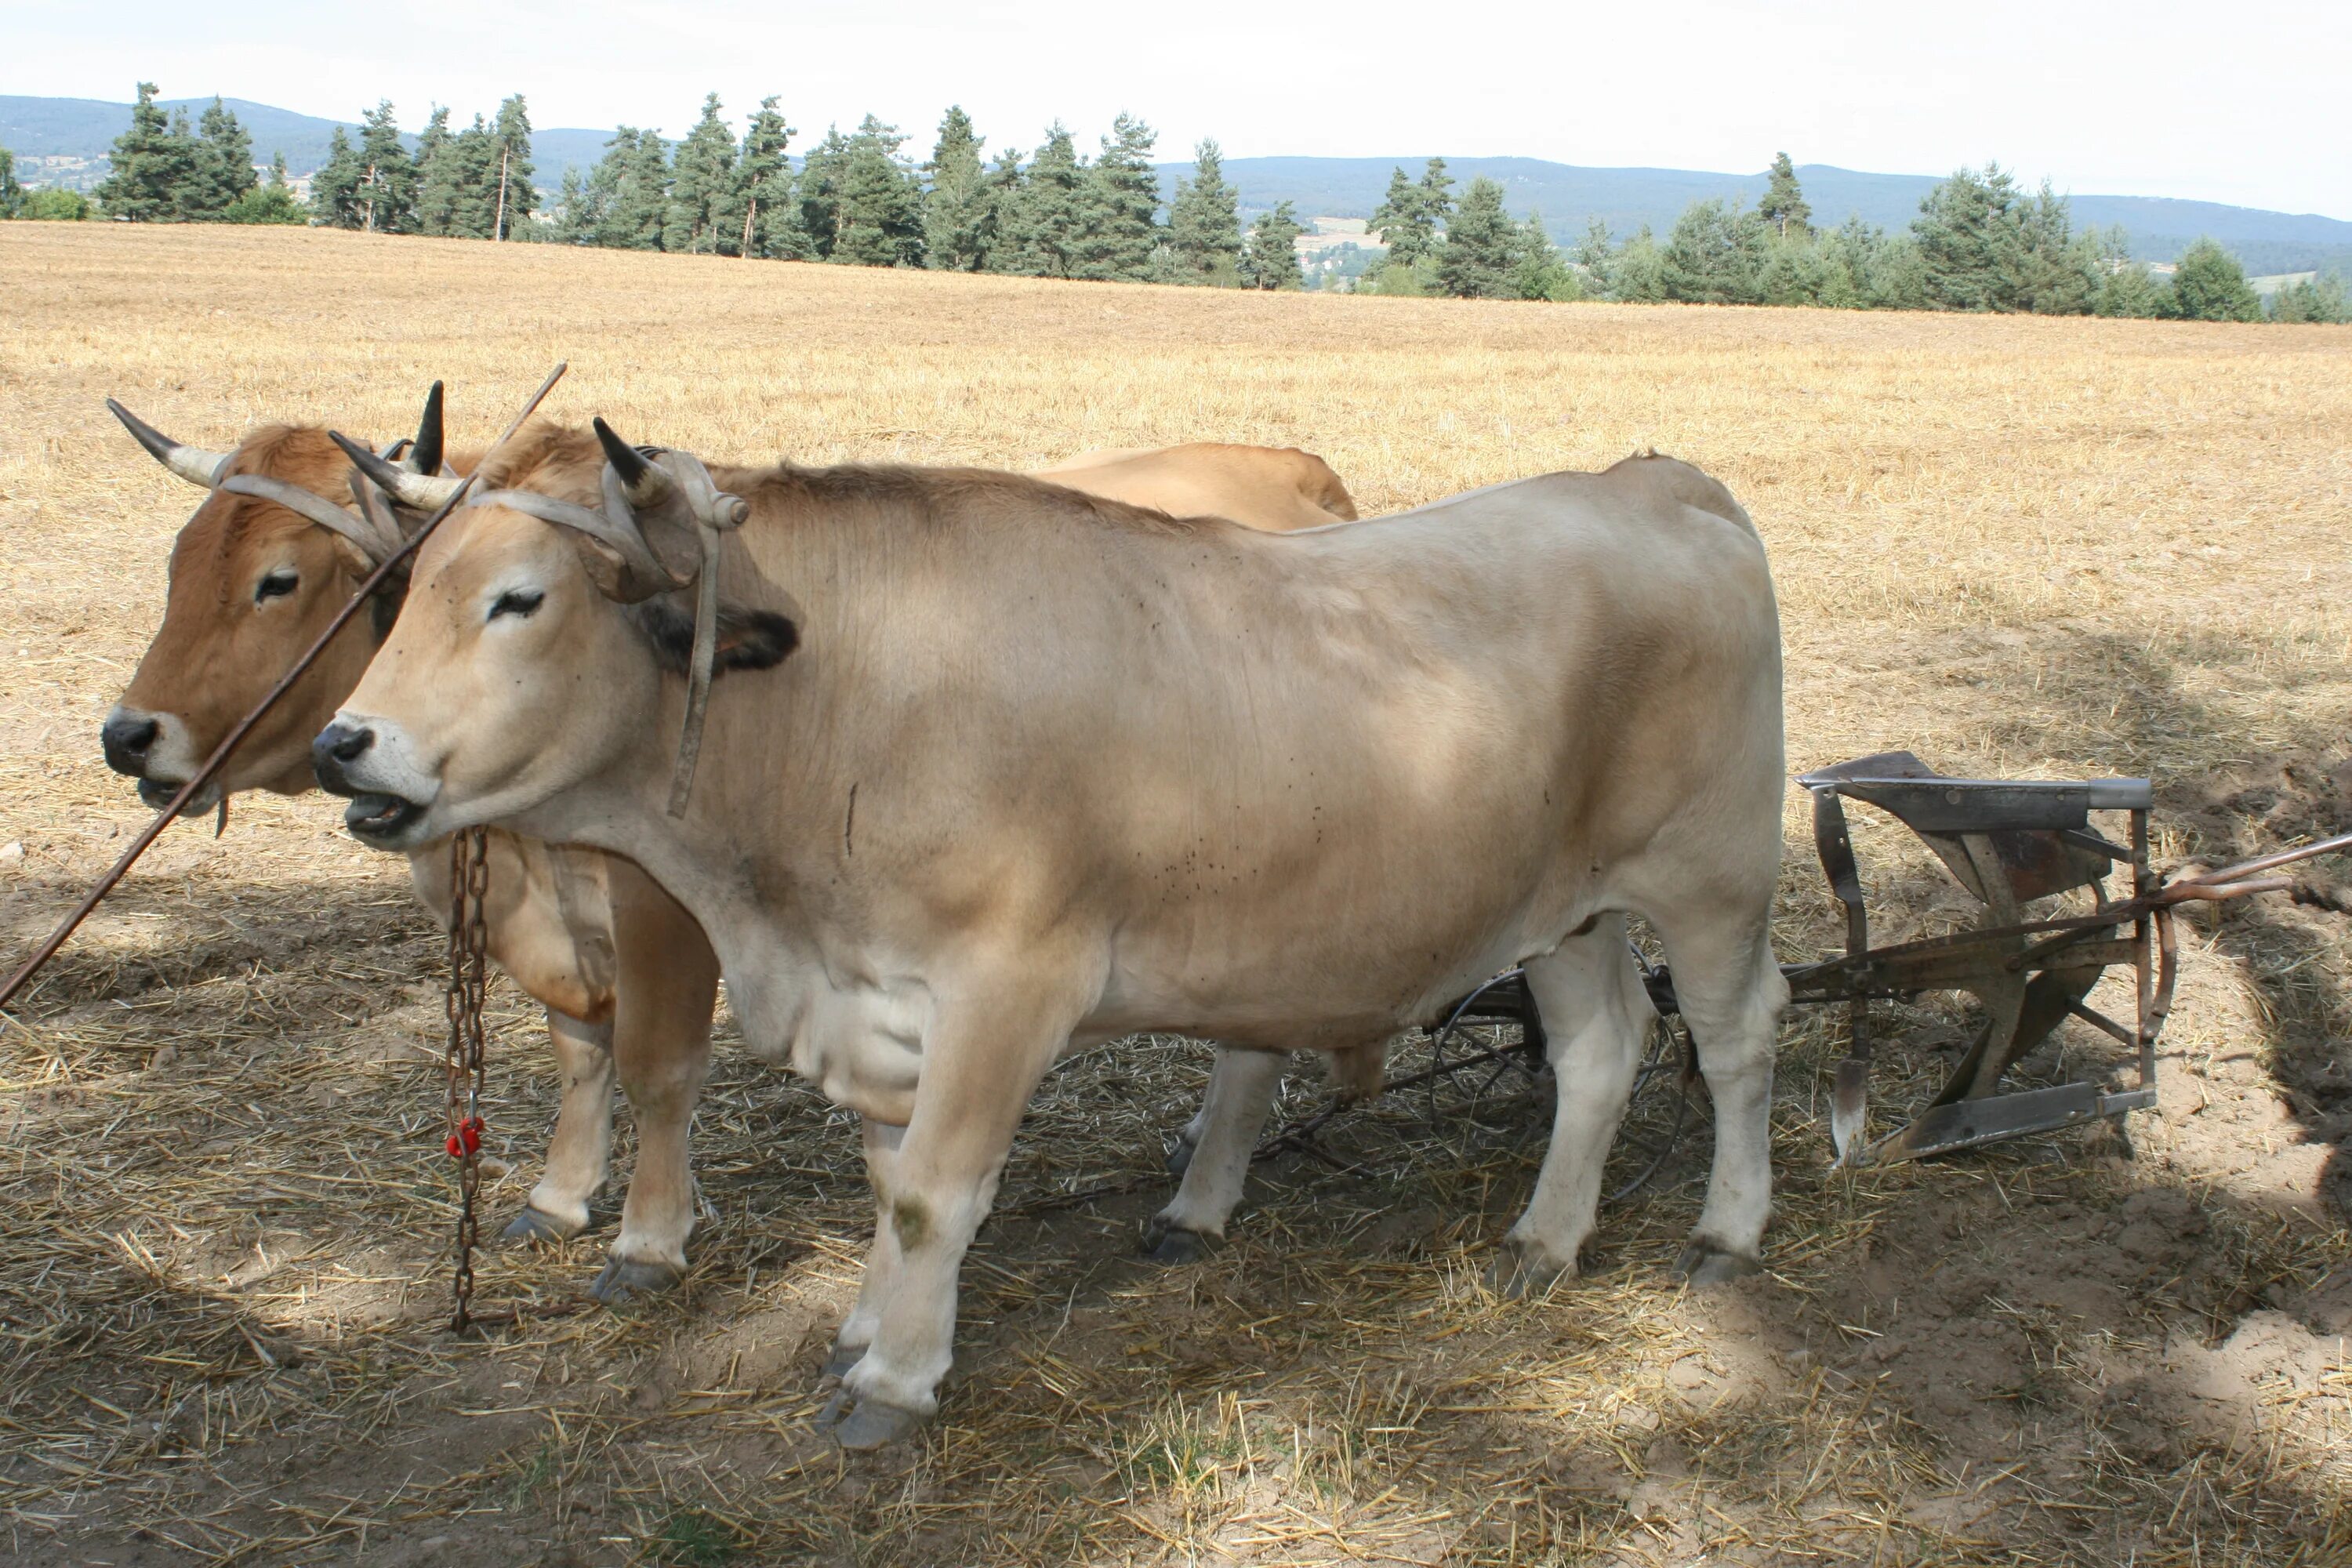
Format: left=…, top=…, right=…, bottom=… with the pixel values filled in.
left=1417, top=751, right=2350, bottom=1181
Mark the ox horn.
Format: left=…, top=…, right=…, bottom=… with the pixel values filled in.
left=593, top=417, right=677, bottom=510
left=107, top=398, right=232, bottom=489
left=216, top=474, right=402, bottom=564
left=407, top=380, right=447, bottom=477
left=329, top=430, right=466, bottom=512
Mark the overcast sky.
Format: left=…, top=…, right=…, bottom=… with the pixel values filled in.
left=9, top=0, right=2347, bottom=219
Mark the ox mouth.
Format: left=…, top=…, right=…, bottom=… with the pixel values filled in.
left=137, top=777, right=223, bottom=817
left=345, top=791, right=426, bottom=844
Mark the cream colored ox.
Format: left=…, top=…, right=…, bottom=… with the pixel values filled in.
left=320, top=420, right=1790, bottom=1447
left=98, top=393, right=1363, bottom=1298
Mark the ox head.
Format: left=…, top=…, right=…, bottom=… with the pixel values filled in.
left=100, top=387, right=448, bottom=814
left=317, top=419, right=795, bottom=849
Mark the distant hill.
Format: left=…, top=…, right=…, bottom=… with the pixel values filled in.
left=1160, top=157, right=2352, bottom=275
left=0, top=94, right=616, bottom=194
left=9, top=93, right=2346, bottom=274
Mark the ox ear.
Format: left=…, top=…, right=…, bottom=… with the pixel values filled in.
left=631, top=593, right=798, bottom=677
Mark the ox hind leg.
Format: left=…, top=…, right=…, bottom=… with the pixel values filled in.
left=1146, top=1038, right=1385, bottom=1263
left=1489, top=916, right=1657, bottom=1294
left=593, top=877, right=723, bottom=1302
left=506, top=1008, right=615, bottom=1243
left=1143, top=1047, right=1287, bottom=1261
left=1647, top=893, right=1788, bottom=1284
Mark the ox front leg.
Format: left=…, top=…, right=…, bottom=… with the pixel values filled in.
left=825, top=1118, right=908, bottom=1380
left=1490, top=918, right=1655, bottom=1296
left=823, top=967, right=1087, bottom=1450
left=1653, top=904, right=1788, bottom=1285
left=507, top=1008, right=614, bottom=1243
left=1143, top=1047, right=1285, bottom=1263
left=594, top=913, right=722, bottom=1303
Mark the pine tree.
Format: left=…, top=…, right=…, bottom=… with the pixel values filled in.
left=663, top=94, right=737, bottom=254
left=491, top=96, right=534, bottom=239
left=922, top=105, right=991, bottom=271
left=1663, top=198, right=1769, bottom=303
left=1415, top=157, right=1455, bottom=237
left=445, top=115, right=503, bottom=238
left=310, top=127, right=365, bottom=228
left=795, top=127, right=849, bottom=258
left=552, top=165, right=597, bottom=244
left=183, top=97, right=256, bottom=219
left=1613, top=225, right=1668, bottom=303
left=1241, top=201, right=1304, bottom=290
left=721, top=96, right=797, bottom=259
left=223, top=151, right=304, bottom=224
left=1758, top=151, right=1809, bottom=238
left=1436, top=176, right=1521, bottom=298
left=412, top=107, right=459, bottom=235
left=831, top=115, right=924, bottom=267
left=0, top=144, right=20, bottom=220
left=1073, top=113, right=1160, bottom=281
left=980, top=147, right=1025, bottom=270
left=2165, top=238, right=2263, bottom=321
left=1575, top=218, right=1615, bottom=296
left=999, top=125, right=1083, bottom=278
left=1368, top=167, right=1422, bottom=263
left=1512, top=212, right=1576, bottom=301
left=95, top=84, right=189, bottom=221
left=605, top=129, right=671, bottom=249
left=1167, top=137, right=1243, bottom=285
left=2270, top=272, right=2347, bottom=324
left=352, top=100, right=417, bottom=234
left=1912, top=164, right=2027, bottom=312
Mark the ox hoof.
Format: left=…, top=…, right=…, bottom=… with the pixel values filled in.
left=1674, top=1240, right=1763, bottom=1288
left=829, top=1397, right=925, bottom=1451
left=821, top=1343, right=866, bottom=1380
left=1139, top=1215, right=1215, bottom=1265
left=590, top=1257, right=682, bottom=1304
left=1484, top=1237, right=1572, bottom=1299
left=1164, top=1137, right=1196, bottom=1177
left=502, top=1207, right=579, bottom=1246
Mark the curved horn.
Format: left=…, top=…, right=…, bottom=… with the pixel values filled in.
left=407, top=381, right=446, bottom=477
left=328, top=430, right=465, bottom=512
left=107, top=398, right=231, bottom=489
left=593, top=416, right=675, bottom=509
left=470, top=488, right=685, bottom=603
left=219, top=474, right=401, bottom=564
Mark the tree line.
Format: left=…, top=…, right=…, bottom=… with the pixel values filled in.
left=7, top=85, right=2341, bottom=325
left=1362, top=153, right=2345, bottom=324
left=538, top=96, right=1304, bottom=287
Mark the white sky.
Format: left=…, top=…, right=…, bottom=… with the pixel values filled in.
left=7, top=0, right=2347, bottom=219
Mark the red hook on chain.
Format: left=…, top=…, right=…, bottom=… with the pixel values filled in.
left=445, top=1116, right=485, bottom=1160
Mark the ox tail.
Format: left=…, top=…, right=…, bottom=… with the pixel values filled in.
left=1323, top=1040, right=1385, bottom=1102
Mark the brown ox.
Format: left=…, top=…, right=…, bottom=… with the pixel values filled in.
left=100, top=395, right=1363, bottom=1297
left=323, top=421, right=1788, bottom=1446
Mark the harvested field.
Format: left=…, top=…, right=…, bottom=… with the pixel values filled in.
left=2, top=220, right=2350, bottom=1566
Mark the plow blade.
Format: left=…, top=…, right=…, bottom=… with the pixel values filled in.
left=1829, top=1057, right=1869, bottom=1167
left=1867, top=1081, right=2158, bottom=1164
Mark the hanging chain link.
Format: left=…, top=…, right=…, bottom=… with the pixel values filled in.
left=441, top=826, right=491, bottom=1331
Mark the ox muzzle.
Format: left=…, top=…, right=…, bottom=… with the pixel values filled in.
left=311, top=719, right=429, bottom=844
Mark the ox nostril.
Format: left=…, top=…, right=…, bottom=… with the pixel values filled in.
left=311, top=721, right=376, bottom=796
left=101, top=714, right=160, bottom=775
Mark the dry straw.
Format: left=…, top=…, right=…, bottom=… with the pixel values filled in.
left=0, top=222, right=2347, bottom=1565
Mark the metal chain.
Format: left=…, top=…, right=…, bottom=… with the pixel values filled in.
left=441, top=826, right=491, bottom=1330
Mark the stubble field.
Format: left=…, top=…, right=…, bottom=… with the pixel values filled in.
left=2, top=221, right=2350, bottom=1566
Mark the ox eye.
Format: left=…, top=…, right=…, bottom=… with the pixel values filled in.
left=489, top=588, right=544, bottom=622
left=255, top=570, right=298, bottom=604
